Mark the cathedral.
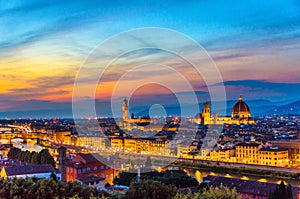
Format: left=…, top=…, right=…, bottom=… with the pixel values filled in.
left=200, top=95, right=255, bottom=125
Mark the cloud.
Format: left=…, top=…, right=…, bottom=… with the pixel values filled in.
left=209, top=80, right=300, bottom=101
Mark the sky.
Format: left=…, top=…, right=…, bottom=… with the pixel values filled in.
left=0, top=0, right=300, bottom=117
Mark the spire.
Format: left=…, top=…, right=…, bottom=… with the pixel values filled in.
left=239, top=95, right=243, bottom=101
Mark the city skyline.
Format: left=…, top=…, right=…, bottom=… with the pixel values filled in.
left=1, top=0, right=300, bottom=116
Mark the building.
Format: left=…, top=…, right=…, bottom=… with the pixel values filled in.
left=76, top=175, right=105, bottom=188
left=236, top=142, right=289, bottom=166
left=258, top=147, right=289, bottom=167
left=236, top=142, right=262, bottom=164
left=111, top=137, right=166, bottom=154
left=58, top=146, right=67, bottom=182
left=0, top=164, right=61, bottom=180
left=122, top=98, right=129, bottom=122
left=203, top=175, right=300, bottom=199
left=270, top=140, right=300, bottom=166
left=197, top=96, right=255, bottom=125
left=66, top=153, right=114, bottom=184
left=209, top=149, right=235, bottom=162
left=202, top=102, right=211, bottom=125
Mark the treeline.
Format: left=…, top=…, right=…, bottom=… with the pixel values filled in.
left=0, top=176, right=242, bottom=199
left=7, top=147, right=56, bottom=167
left=269, top=181, right=293, bottom=199
left=113, top=170, right=199, bottom=188
left=123, top=180, right=241, bottom=199
left=0, top=177, right=108, bottom=199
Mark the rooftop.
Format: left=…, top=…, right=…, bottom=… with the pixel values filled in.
left=4, top=164, right=56, bottom=176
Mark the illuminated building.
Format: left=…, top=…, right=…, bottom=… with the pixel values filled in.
left=111, top=137, right=124, bottom=149
left=230, top=95, right=254, bottom=124
left=122, top=98, right=129, bottom=122
left=258, top=147, right=289, bottom=167
left=202, top=102, right=211, bottom=125
left=270, top=140, right=300, bottom=166
left=209, top=149, right=235, bottom=162
left=236, top=142, right=289, bottom=166
left=66, top=153, right=114, bottom=184
left=110, top=137, right=166, bottom=153
left=195, top=95, right=255, bottom=125
left=236, top=143, right=262, bottom=164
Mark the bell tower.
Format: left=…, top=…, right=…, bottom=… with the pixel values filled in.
left=122, top=98, right=128, bottom=122
left=202, top=102, right=211, bottom=125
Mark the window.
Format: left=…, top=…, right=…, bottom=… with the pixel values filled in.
left=94, top=166, right=97, bottom=171
left=100, top=166, right=104, bottom=170
left=87, top=167, right=91, bottom=172
left=78, top=169, right=81, bottom=174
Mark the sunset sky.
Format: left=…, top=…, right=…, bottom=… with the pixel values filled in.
left=1, top=0, right=300, bottom=116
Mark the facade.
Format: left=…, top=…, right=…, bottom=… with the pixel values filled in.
left=209, top=149, right=235, bottom=162
left=0, top=164, right=61, bottom=180
left=202, top=102, right=211, bottom=125
left=122, top=98, right=129, bottom=122
left=66, top=153, right=114, bottom=184
left=198, top=96, right=255, bottom=125
left=236, top=143, right=262, bottom=164
left=236, top=143, right=289, bottom=167
left=111, top=137, right=166, bottom=153
left=76, top=175, right=105, bottom=188
left=258, top=147, right=289, bottom=167
left=270, top=140, right=300, bottom=166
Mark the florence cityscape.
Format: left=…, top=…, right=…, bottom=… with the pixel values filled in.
left=0, top=1, right=300, bottom=199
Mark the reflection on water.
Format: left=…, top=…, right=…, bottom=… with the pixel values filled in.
left=186, top=168, right=300, bottom=187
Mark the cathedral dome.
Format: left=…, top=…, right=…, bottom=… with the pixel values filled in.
left=231, top=95, right=251, bottom=118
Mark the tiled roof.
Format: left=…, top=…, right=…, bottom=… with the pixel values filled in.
left=203, top=175, right=300, bottom=197
left=76, top=153, right=104, bottom=164
left=259, top=147, right=288, bottom=152
left=235, top=142, right=260, bottom=147
left=4, top=164, right=56, bottom=176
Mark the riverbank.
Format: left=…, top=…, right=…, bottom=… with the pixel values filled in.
left=172, top=162, right=300, bottom=181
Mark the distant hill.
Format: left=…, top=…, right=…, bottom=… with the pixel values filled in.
left=1, top=99, right=299, bottom=119
left=266, top=100, right=300, bottom=115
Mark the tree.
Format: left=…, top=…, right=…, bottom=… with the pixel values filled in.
left=113, top=172, right=136, bottom=186
left=39, top=149, right=56, bottom=167
left=269, top=181, right=293, bottom=199
left=287, top=184, right=293, bottom=199
left=200, top=184, right=242, bottom=199
left=124, top=180, right=177, bottom=199
left=145, top=156, right=152, bottom=168
left=105, top=183, right=111, bottom=188
left=50, top=172, right=57, bottom=181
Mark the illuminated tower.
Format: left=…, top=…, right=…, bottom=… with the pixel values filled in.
left=202, top=102, right=211, bottom=125
left=122, top=98, right=129, bottom=122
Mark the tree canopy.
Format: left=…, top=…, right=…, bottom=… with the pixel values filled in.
left=0, top=177, right=109, bottom=199
left=8, top=147, right=56, bottom=167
